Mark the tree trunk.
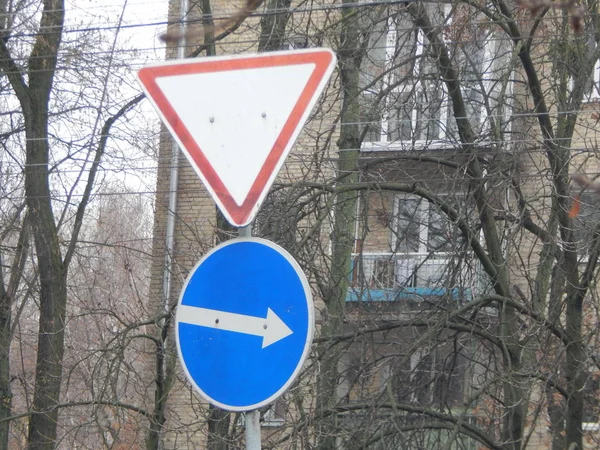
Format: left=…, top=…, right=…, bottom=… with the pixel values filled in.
left=409, top=4, right=525, bottom=447
left=25, top=110, right=67, bottom=450
left=0, top=0, right=68, bottom=447
left=259, top=0, right=292, bottom=52
left=315, top=3, right=362, bottom=449
left=0, top=288, right=11, bottom=450
left=146, top=318, right=176, bottom=450
left=21, top=2, right=66, bottom=447
left=0, top=213, right=30, bottom=448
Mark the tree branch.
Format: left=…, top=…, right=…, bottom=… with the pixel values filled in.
left=63, top=94, right=144, bottom=269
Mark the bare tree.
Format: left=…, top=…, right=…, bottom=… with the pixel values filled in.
left=0, top=0, right=151, bottom=447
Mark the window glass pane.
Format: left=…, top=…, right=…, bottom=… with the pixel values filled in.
left=359, top=18, right=387, bottom=88
left=391, top=356, right=412, bottom=403
left=584, top=35, right=599, bottom=98
left=461, top=37, right=487, bottom=130
left=390, top=345, right=467, bottom=408
left=394, top=196, right=470, bottom=256
left=417, top=85, right=443, bottom=141
left=395, top=198, right=422, bottom=253
left=359, top=93, right=382, bottom=142
left=435, top=351, right=465, bottom=406
left=428, top=202, right=453, bottom=252
left=427, top=199, right=468, bottom=252
left=443, top=29, right=493, bottom=141
left=411, top=33, right=445, bottom=141
left=389, top=90, right=414, bottom=141
left=412, top=351, right=435, bottom=404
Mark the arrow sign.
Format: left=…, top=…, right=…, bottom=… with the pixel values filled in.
left=175, top=238, right=314, bottom=411
left=137, top=48, right=336, bottom=227
left=178, top=305, right=293, bottom=348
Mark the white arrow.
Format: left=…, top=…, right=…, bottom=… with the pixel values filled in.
left=178, top=305, right=293, bottom=348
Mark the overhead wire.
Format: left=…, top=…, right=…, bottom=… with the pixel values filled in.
left=0, top=0, right=591, bottom=77
left=1, top=0, right=598, bottom=200
left=2, top=0, right=598, bottom=38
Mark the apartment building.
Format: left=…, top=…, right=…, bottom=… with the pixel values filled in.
left=147, top=1, right=600, bottom=449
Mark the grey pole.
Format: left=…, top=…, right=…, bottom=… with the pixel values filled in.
left=239, top=225, right=252, bottom=238
left=245, top=409, right=261, bottom=450
left=239, top=223, right=261, bottom=450
left=159, top=2, right=187, bottom=449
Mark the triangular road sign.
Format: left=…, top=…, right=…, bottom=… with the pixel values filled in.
left=138, top=48, right=336, bottom=227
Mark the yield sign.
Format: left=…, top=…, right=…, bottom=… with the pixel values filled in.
left=138, top=48, right=336, bottom=227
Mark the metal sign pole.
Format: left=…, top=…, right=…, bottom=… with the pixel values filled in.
left=239, top=225, right=252, bottom=238
left=244, top=409, right=261, bottom=450
left=239, top=223, right=261, bottom=450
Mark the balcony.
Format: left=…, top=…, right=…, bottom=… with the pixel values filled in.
left=347, top=253, right=477, bottom=303
left=336, top=410, right=480, bottom=450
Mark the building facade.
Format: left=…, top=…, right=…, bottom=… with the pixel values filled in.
left=147, top=1, right=600, bottom=449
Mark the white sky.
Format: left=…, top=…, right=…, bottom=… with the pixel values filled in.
left=62, top=0, right=169, bottom=193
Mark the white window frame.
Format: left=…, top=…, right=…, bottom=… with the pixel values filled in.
left=586, top=58, right=600, bottom=100
left=361, top=9, right=497, bottom=152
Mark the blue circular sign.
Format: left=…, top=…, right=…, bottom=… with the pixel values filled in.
left=175, top=238, right=314, bottom=411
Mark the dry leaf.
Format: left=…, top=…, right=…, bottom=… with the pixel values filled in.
left=569, top=194, right=581, bottom=218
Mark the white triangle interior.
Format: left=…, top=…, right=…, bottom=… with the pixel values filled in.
left=155, top=63, right=316, bottom=206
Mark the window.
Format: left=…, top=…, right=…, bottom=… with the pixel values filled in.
left=338, top=341, right=475, bottom=448
left=279, top=37, right=308, bottom=51
left=359, top=7, right=502, bottom=151
left=389, top=346, right=465, bottom=407
left=262, top=400, right=286, bottom=427
left=348, top=195, right=477, bottom=301
left=360, top=26, right=452, bottom=148
left=390, top=196, right=466, bottom=287
left=343, top=343, right=466, bottom=407
left=583, top=372, right=600, bottom=429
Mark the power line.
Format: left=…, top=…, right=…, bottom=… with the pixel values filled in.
left=3, top=0, right=598, bottom=38
left=1, top=3, right=598, bottom=194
